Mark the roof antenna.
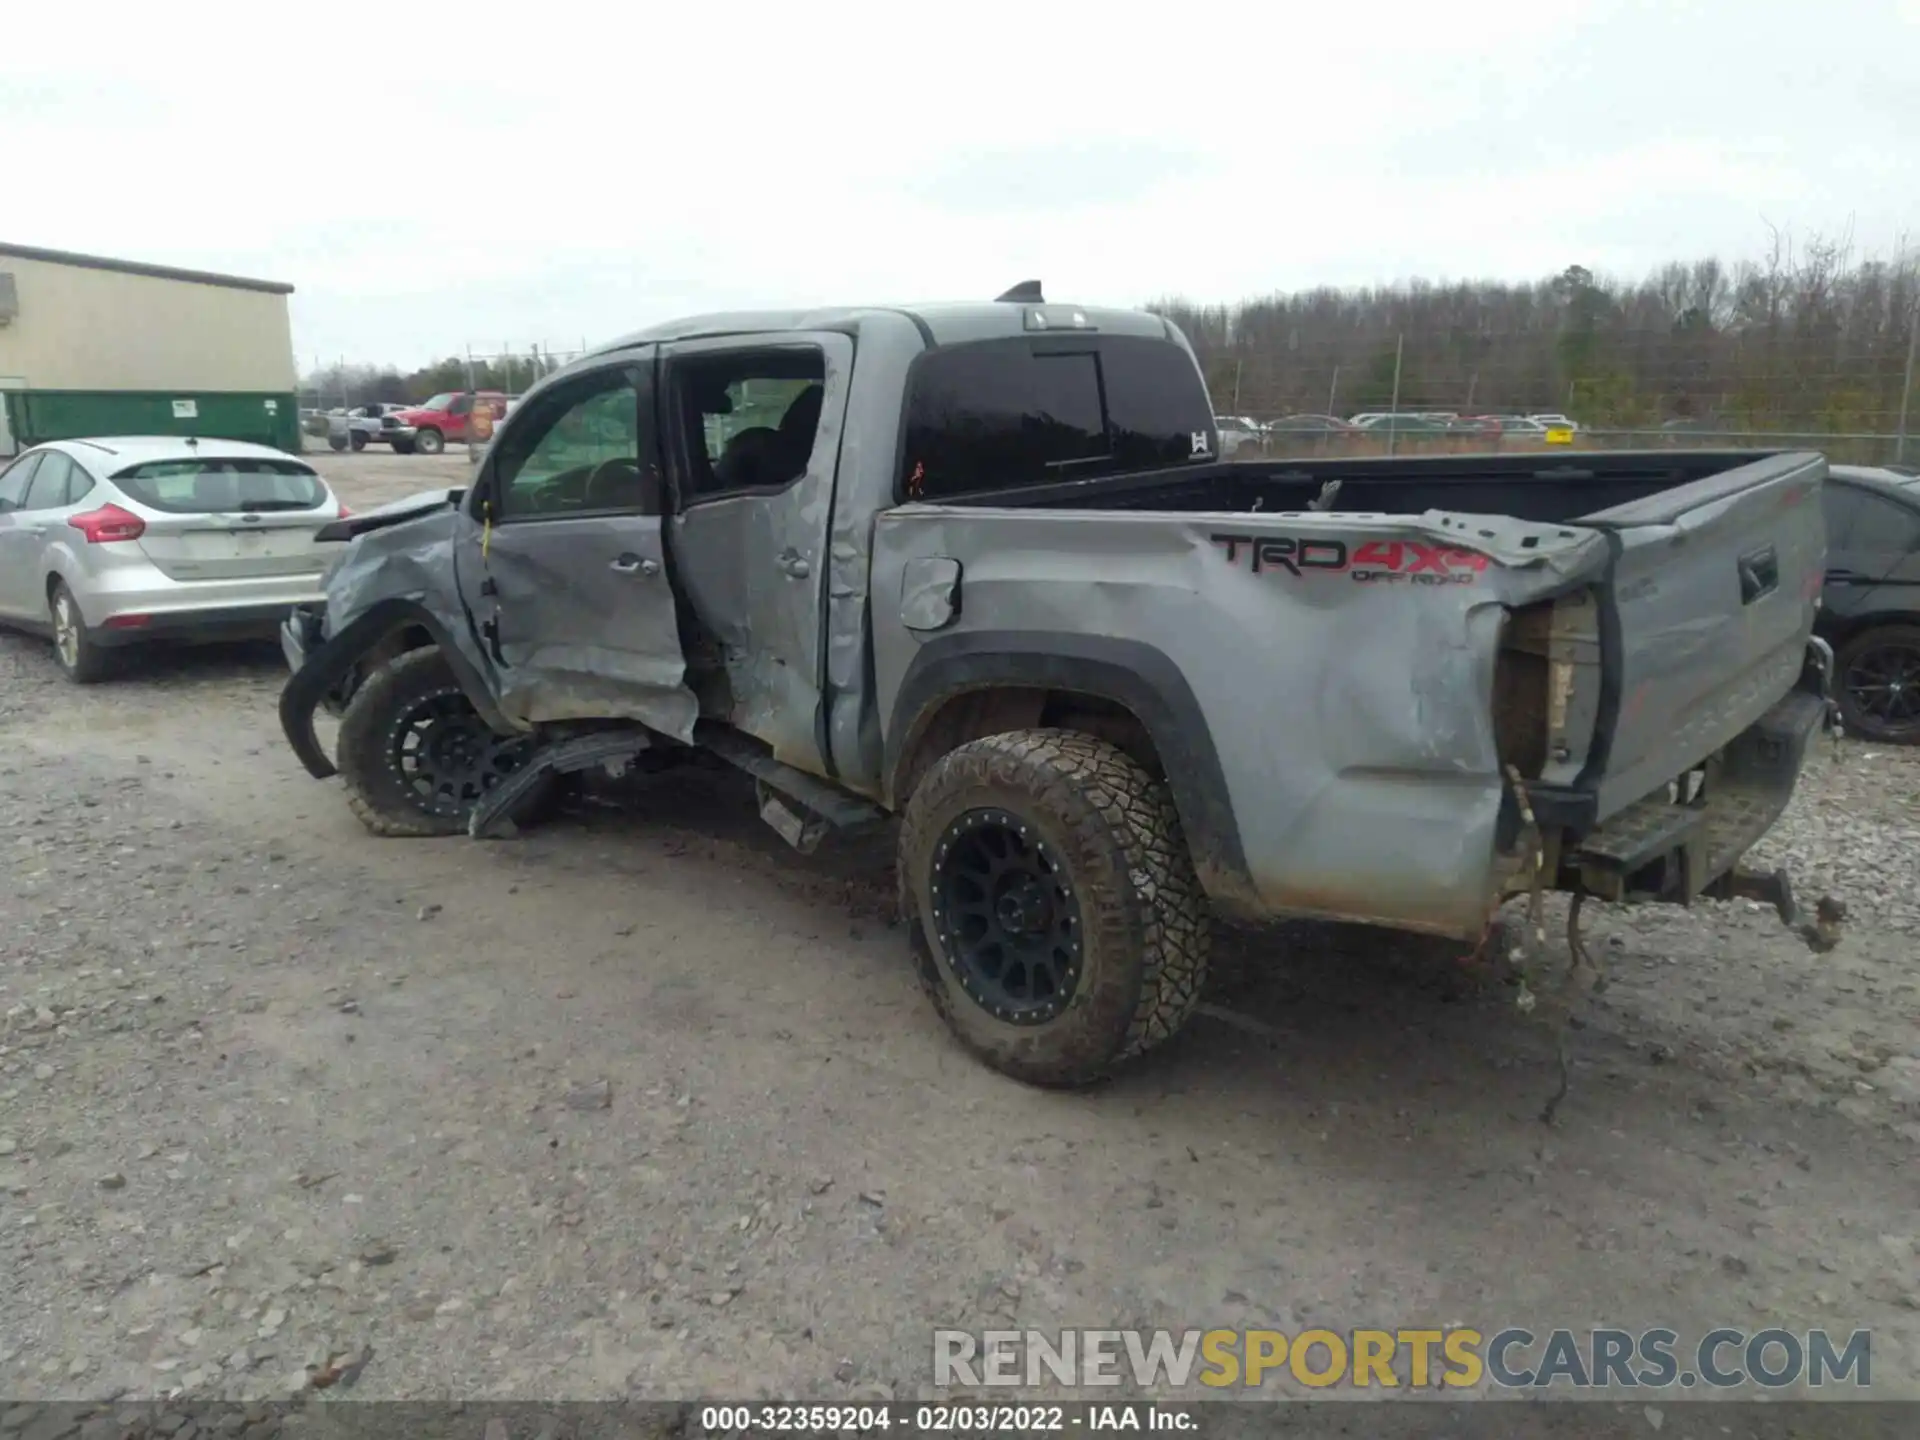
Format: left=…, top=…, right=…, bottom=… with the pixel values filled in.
left=995, top=280, right=1044, bottom=304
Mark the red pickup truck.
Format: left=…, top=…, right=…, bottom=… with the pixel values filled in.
left=389, top=391, right=510, bottom=455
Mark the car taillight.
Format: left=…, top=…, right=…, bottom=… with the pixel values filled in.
left=68, top=504, right=146, bottom=543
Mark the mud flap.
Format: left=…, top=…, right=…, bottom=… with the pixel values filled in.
left=468, top=730, right=654, bottom=839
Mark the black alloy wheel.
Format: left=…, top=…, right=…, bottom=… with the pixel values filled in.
left=929, top=807, right=1086, bottom=1025
left=1838, top=626, right=1920, bottom=743
left=389, top=689, right=535, bottom=817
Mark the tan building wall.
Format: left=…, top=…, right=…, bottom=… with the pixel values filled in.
left=0, top=246, right=295, bottom=392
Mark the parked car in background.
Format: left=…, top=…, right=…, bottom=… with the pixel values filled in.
left=0, top=437, right=347, bottom=682
left=1818, top=464, right=1920, bottom=743
left=1448, top=415, right=1504, bottom=438
left=389, top=391, right=510, bottom=455
left=329, top=403, right=416, bottom=452
left=1530, top=413, right=1580, bottom=430
left=1352, top=414, right=1453, bottom=436
left=1213, top=414, right=1265, bottom=457
left=1453, top=415, right=1549, bottom=438
left=1263, top=413, right=1355, bottom=435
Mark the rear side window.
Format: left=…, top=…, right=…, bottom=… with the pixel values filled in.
left=0, top=452, right=40, bottom=512
left=113, top=458, right=328, bottom=514
left=1824, top=484, right=1920, bottom=556
left=901, top=335, right=1214, bottom=501
left=24, top=453, right=95, bottom=509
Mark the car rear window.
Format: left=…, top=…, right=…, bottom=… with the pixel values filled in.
left=900, top=334, right=1215, bottom=501
left=112, top=459, right=329, bottom=513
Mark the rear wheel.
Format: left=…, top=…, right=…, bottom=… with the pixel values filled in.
left=349, top=430, right=369, bottom=451
left=335, top=647, right=550, bottom=836
left=49, top=582, right=114, bottom=684
left=414, top=426, right=445, bottom=455
left=1836, top=624, right=1920, bottom=744
left=327, top=431, right=348, bottom=452
left=897, top=729, right=1209, bottom=1086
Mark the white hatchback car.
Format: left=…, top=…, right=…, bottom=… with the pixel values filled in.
left=0, top=436, right=348, bottom=683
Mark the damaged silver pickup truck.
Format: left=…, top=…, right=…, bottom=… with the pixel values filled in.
left=280, top=283, right=1843, bottom=1085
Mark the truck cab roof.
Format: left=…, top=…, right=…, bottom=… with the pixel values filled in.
left=590, top=293, right=1180, bottom=356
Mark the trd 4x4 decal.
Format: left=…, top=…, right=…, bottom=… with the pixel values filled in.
left=1210, top=534, right=1488, bottom=585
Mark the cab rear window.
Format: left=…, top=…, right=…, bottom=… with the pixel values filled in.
left=113, top=459, right=328, bottom=514
left=900, top=334, right=1216, bottom=501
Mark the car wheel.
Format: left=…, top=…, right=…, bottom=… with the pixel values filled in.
left=390, top=436, right=416, bottom=455
left=335, top=646, right=551, bottom=836
left=1836, top=624, right=1920, bottom=745
left=349, top=430, right=368, bottom=451
left=328, top=431, right=349, bottom=452
left=49, top=581, right=115, bottom=684
left=897, top=729, right=1209, bottom=1086
left=414, top=427, right=445, bottom=455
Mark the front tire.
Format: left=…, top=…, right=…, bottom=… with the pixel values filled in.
left=49, top=582, right=114, bottom=684
left=334, top=647, right=550, bottom=836
left=390, top=435, right=416, bottom=455
left=897, top=729, right=1209, bottom=1086
left=414, top=426, right=445, bottom=455
left=1836, top=624, right=1920, bottom=744
left=349, top=430, right=369, bottom=452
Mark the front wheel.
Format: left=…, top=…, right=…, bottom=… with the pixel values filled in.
left=334, top=646, right=552, bottom=836
left=897, top=729, right=1210, bottom=1086
left=414, top=426, right=445, bottom=455
left=1836, top=624, right=1920, bottom=744
left=349, top=430, right=369, bottom=451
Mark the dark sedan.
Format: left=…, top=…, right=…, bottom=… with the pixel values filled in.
left=1820, top=464, right=1920, bottom=743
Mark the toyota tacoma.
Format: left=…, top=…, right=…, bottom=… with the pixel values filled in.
left=278, top=283, right=1844, bottom=1085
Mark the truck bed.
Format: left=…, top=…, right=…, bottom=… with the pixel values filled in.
left=950, top=449, right=1793, bottom=527
left=877, top=447, right=1829, bottom=933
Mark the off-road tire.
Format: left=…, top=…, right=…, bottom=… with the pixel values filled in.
left=1835, top=623, right=1920, bottom=745
left=335, top=646, right=554, bottom=837
left=49, top=581, right=115, bottom=684
left=414, top=426, right=445, bottom=455
left=897, top=729, right=1209, bottom=1086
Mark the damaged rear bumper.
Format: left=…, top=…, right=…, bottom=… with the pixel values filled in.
left=1520, top=639, right=1845, bottom=949
left=1567, top=684, right=1828, bottom=907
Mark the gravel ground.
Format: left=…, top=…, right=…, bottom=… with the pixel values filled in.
left=1, top=549, right=1917, bottom=1411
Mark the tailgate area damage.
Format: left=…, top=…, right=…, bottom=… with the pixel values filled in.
left=1565, top=684, right=1841, bottom=945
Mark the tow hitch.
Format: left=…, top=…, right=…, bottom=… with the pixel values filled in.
left=1706, top=866, right=1847, bottom=954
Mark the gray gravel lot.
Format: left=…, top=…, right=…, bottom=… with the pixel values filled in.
left=1, top=456, right=1916, bottom=1410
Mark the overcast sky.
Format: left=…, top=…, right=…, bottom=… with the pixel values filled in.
left=5, top=0, right=1916, bottom=370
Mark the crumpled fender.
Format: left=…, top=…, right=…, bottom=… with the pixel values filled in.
left=278, top=598, right=511, bottom=780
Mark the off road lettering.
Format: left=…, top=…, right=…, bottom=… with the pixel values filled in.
left=1212, top=534, right=1485, bottom=584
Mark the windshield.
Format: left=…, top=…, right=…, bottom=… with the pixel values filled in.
left=419, top=393, right=458, bottom=411
left=112, top=458, right=329, bottom=513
